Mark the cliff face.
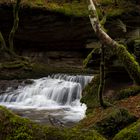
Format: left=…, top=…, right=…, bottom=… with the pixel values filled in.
left=0, top=3, right=140, bottom=68
left=0, top=4, right=95, bottom=68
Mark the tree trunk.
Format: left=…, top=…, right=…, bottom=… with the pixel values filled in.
left=9, top=0, right=21, bottom=52
left=0, top=0, right=26, bottom=61
left=88, top=0, right=140, bottom=85
left=98, top=44, right=105, bottom=108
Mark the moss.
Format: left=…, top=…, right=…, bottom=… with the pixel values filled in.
left=35, top=0, right=43, bottom=6
left=1, top=60, right=32, bottom=70
left=0, top=106, right=106, bottom=140
left=91, top=108, right=137, bottom=138
left=0, top=106, right=46, bottom=140
left=115, top=44, right=140, bottom=85
left=81, top=75, right=100, bottom=111
left=83, top=49, right=95, bottom=68
left=46, top=2, right=88, bottom=17
left=44, top=127, right=107, bottom=140
left=113, top=120, right=140, bottom=140
left=83, top=48, right=101, bottom=68
left=134, top=39, right=140, bottom=46
left=106, top=8, right=124, bottom=18
left=0, top=0, right=88, bottom=17
left=115, top=86, right=140, bottom=100
left=0, top=0, right=137, bottom=18
left=69, top=129, right=107, bottom=140
left=0, top=62, right=94, bottom=80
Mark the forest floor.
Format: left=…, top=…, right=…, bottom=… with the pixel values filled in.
left=116, top=94, right=140, bottom=118
left=78, top=93, right=140, bottom=129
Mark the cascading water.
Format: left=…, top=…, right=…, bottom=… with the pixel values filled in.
left=0, top=74, right=93, bottom=125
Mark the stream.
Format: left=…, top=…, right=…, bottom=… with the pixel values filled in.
left=0, top=74, right=93, bottom=127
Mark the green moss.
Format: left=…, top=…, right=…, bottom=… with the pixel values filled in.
left=115, top=44, right=140, bottom=85
left=81, top=75, right=100, bottom=111
left=0, top=0, right=88, bottom=17
left=116, top=86, right=140, bottom=100
left=35, top=0, right=43, bottom=6
left=1, top=60, right=32, bottom=70
left=70, top=129, right=107, bottom=140
left=83, top=48, right=100, bottom=68
left=44, top=127, right=107, bottom=140
left=0, top=0, right=137, bottom=18
left=107, top=8, right=124, bottom=18
left=0, top=106, right=106, bottom=140
left=92, top=108, right=138, bottom=138
left=47, top=2, right=88, bottom=17
left=0, top=106, right=45, bottom=140
left=0, top=62, right=95, bottom=80
left=113, top=120, right=140, bottom=140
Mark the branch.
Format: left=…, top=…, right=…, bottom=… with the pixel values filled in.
left=88, top=0, right=140, bottom=84
left=48, top=115, right=64, bottom=127
left=9, top=0, right=21, bottom=51
left=88, top=0, right=117, bottom=47
left=83, top=47, right=100, bottom=68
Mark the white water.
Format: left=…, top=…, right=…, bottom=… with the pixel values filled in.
left=0, top=74, right=93, bottom=124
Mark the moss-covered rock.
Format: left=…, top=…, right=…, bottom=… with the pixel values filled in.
left=81, top=75, right=100, bottom=110
left=1, top=60, right=32, bottom=70
left=0, top=62, right=94, bottom=80
left=91, top=108, right=137, bottom=138
left=115, top=86, right=140, bottom=100
left=0, top=106, right=46, bottom=140
left=134, top=39, right=140, bottom=63
left=113, top=120, right=140, bottom=140
left=44, top=127, right=107, bottom=140
left=0, top=105, right=107, bottom=140
left=0, top=0, right=88, bottom=17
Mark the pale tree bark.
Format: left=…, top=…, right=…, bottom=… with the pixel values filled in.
left=88, top=0, right=140, bottom=85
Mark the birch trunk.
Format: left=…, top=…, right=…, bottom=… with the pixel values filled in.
left=88, top=0, right=140, bottom=85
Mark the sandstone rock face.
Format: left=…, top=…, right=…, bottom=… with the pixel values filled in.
left=0, top=4, right=140, bottom=68
left=0, top=4, right=95, bottom=68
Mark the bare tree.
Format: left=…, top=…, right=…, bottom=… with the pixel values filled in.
left=88, top=0, right=140, bottom=85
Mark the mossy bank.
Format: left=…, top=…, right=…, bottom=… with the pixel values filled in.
left=0, top=105, right=106, bottom=140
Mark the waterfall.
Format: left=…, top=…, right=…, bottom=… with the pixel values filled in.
left=50, top=74, right=93, bottom=89
left=0, top=74, right=93, bottom=123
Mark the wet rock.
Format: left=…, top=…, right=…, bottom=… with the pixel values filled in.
left=24, top=79, right=34, bottom=85
left=0, top=80, right=23, bottom=95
